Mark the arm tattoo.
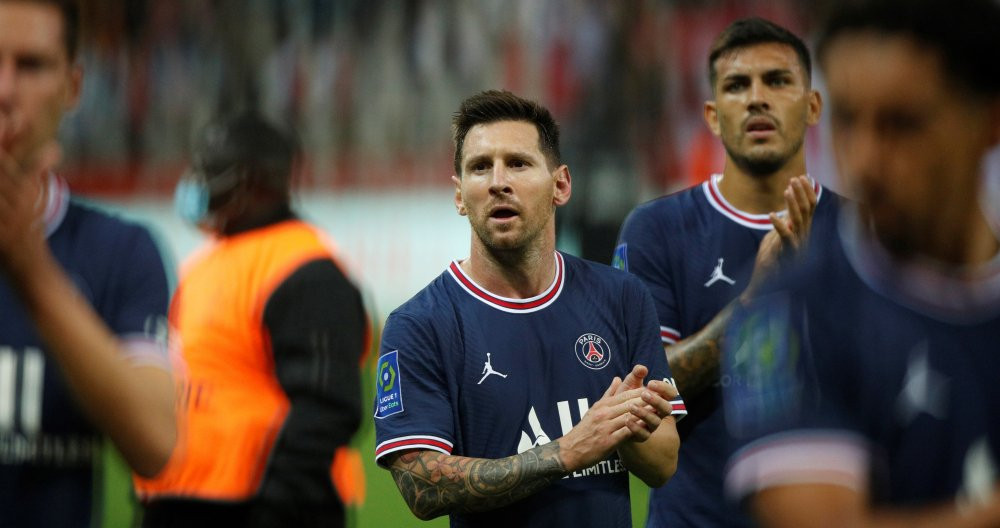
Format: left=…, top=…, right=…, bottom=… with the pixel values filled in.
left=666, top=301, right=736, bottom=397
left=388, top=442, right=566, bottom=520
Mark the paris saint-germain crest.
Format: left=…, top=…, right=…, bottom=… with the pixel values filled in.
left=575, top=333, right=611, bottom=370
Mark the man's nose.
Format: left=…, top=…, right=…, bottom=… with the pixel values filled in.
left=747, top=79, right=770, bottom=112
left=838, top=124, right=883, bottom=193
left=0, top=59, right=15, bottom=111
left=489, top=165, right=513, bottom=194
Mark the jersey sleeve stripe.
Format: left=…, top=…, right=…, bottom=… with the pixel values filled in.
left=660, top=326, right=681, bottom=344
left=725, top=430, right=869, bottom=501
left=669, top=396, right=687, bottom=420
left=121, top=337, right=171, bottom=370
left=375, top=435, right=454, bottom=461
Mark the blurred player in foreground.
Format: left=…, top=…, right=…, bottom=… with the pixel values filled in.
left=723, top=0, right=1000, bottom=526
left=0, top=0, right=175, bottom=525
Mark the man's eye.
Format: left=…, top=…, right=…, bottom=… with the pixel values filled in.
left=724, top=81, right=746, bottom=93
left=18, top=57, right=45, bottom=72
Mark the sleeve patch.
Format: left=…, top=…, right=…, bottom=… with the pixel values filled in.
left=612, top=243, right=628, bottom=271
left=724, top=293, right=803, bottom=437
left=374, top=350, right=404, bottom=419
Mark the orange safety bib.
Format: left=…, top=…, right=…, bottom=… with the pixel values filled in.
left=135, top=220, right=358, bottom=502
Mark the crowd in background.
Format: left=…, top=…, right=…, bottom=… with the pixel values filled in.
left=63, top=0, right=815, bottom=192
left=60, top=0, right=829, bottom=261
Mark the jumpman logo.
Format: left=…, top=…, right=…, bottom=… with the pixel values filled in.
left=478, top=353, right=508, bottom=385
left=704, top=258, right=736, bottom=287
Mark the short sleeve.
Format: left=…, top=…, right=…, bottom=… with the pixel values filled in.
left=373, top=312, right=455, bottom=466
left=614, top=205, right=682, bottom=345
left=722, top=289, right=868, bottom=503
left=107, top=225, right=172, bottom=368
left=625, top=276, right=687, bottom=419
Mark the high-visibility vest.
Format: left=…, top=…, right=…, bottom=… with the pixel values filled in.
left=135, top=220, right=362, bottom=503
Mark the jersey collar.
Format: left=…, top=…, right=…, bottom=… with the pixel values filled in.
left=703, top=173, right=823, bottom=230
left=43, top=172, right=70, bottom=238
left=447, top=251, right=565, bottom=313
left=840, top=204, right=1000, bottom=324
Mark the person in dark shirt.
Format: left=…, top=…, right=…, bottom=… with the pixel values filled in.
left=137, top=113, right=368, bottom=528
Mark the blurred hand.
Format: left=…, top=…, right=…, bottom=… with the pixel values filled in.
left=0, top=132, right=61, bottom=278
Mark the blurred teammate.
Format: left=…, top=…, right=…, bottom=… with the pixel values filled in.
left=614, top=17, right=841, bottom=527
left=723, top=0, right=1000, bottom=526
left=0, top=0, right=175, bottom=525
left=374, top=90, right=684, bottom=527
left=136, top=113, right=368, bottom=528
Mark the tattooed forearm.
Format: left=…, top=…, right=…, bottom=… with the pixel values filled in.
left=666, top=301, right=736, bottom=397
left=388, top=443, right=566, bottom=520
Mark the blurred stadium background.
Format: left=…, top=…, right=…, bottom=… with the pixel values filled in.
left=60, top=1, right=999, bottom=526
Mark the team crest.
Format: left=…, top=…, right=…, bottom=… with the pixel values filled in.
left=575, top=333, right=611, bottom=370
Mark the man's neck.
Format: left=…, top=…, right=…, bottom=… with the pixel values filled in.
left=461, top=241, right=556, bottom=299
left=718, top=161, right=807, bottom=214
left=218, top=206, right=295, bottom=237
left=926, top=205, right=1000, bottom=268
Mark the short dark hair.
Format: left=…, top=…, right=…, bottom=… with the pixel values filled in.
left=192, top=112, right=297, bottom=194
left=708, top=17, right=812, bottom=91
left=452, top=90, right=561, bottom=175
left=3, top=0, right=80, bottom=60
left=817, top=0, right=1000, bottom=98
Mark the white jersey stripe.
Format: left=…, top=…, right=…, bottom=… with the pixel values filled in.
left=726, top=430, right=869, bottom=501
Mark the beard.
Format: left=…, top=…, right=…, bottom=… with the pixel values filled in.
left=467, top=204, right=552, bottom=256
left=471, top=221, right=525, bottom=251
left=723, top=133, right=804, bottom=178
left=728, top=149, right=786, bottom=176
left=860, top=202, right=920, bottom=262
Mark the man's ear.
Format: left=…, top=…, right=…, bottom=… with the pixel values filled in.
left=989, top=97, right=1000, bottom=147
left=452, top=175, right=467, bottom=215
left=552, top=165, right=571, bottom=207
left=704, top=100, right=721, bottom=137
left=64, top=64, right=83, bottom=111
left=806, top=89, right=823, bottom=127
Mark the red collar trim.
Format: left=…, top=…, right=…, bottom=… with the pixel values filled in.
left=448, top=252, right=565, bottom=313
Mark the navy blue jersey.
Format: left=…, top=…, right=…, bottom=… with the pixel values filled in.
left=373, top=251, right=685, bottom=528
left=724, top=210, right=1000, bottom=509
left=613, top=175, right=841, bottom=527
left=0, top=177, right=171, bottom=527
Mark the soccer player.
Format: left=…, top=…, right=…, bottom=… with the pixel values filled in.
left=0, top=0, right=175, bottom=525
left=613, top=17, right=842, bottom=527
left=723, top=0, right=1000, bottom=526
left=373, top=90, right=684, bottom=527
left=135, top=113, right=368, bottom=528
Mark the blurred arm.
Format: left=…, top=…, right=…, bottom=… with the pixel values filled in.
left=12, top=251, right=175, bottom=478
left=753, top=484, right=1000, bottom=528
